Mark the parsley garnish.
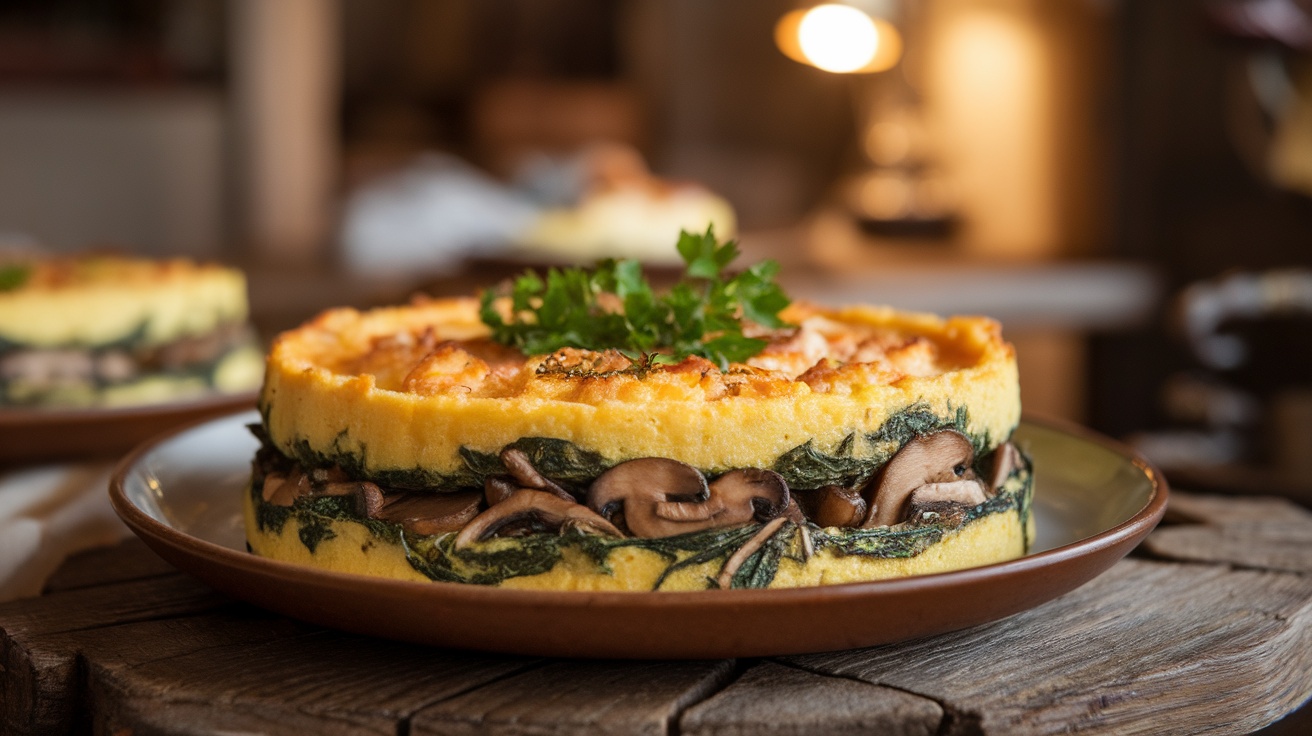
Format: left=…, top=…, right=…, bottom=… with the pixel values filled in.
left=480, top=227, right=791, bottom=368
left=0, top=263, right=30, bottom=291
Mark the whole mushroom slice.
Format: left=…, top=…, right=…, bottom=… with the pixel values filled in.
left=262, top=468, right=314, bottom=507
left=904, top=479, right=988, bottom=522
left=811, top=485, right=867, bottom=528
left=864, top=430, right=979, bottom=528
left=704, top=468, right=791, bottom=526
left=456, top=490, right=623, bottom=549
left=374, top=490, right=483, bottom=536
left=987, top=442, right=1023, bottom=495
left=587, top=458, right=712, bottom=537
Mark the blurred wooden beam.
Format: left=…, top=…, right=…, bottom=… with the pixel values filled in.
left=228, top=0, right=339, bottom=263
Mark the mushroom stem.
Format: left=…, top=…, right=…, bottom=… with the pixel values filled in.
left=456, top=489, right=622, bottom=549
left=716, top=517, right=788, bottom=589
left=500, top=447, right=575, bottom=502
left=988, top=442, right=1022, bottom=495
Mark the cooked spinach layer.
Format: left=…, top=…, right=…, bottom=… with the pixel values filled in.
left=249, top=440, right=1033, bottom=590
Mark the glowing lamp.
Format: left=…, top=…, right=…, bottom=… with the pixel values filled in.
left=775, top=3, right=903, bottom=74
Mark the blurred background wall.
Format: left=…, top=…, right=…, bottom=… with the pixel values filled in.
left=0, top=0, right=1308, bottom=495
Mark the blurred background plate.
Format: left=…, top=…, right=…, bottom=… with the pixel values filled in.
left=0, top=391, right=257, bottom=465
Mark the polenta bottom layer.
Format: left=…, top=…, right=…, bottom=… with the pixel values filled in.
left=244, top=466, right=1034, bottom=591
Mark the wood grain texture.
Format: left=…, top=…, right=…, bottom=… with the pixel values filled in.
left=2, top=492, right=1310, bottom=735
left=90, top=630, right=538, bottom=736
left=783, top=494, right=1312, bottom=735
left=40, top=536, right=177, bottom=593
left=411, top=660, right=734, bottom=736
left=679, top=661, right=942, bottom=736
left=0, top=573, right=226, bottom=734
left=1145, top=494, right=1312, bottom=572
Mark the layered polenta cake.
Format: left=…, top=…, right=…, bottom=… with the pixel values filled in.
left=248, top=233, right=1032, bottom=590
left=0, top=255, right=263, bottom=408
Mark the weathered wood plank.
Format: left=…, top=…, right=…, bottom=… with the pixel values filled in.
left=1162, top=493, right=1312, bottom=526
left=41, top=537, right=177, bottom=593
left=783, top=559, right=1312, bottom=735
left=87, top=629, right=538, bottom=735
left=410, top=660, right=735, bottom=735
left=680, top=661, right=942, bottom=736
left=1145, top=494, right=1312, bottom=573
left=0, top=574, right=227, bottom=734
left=1144, top=521, right=1312, bottom=572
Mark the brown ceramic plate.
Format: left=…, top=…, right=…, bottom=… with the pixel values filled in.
left=110, top=410, right=1167, bottom=659
left=0, top=391, right=258, bottom=465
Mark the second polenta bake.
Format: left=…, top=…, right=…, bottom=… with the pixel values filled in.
left=247, top=230, right=1032, bottom=590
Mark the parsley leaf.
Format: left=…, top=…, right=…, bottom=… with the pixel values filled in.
left=480, top=227, right=791, bottom=368
left=0, top=264, right=31, bottom=291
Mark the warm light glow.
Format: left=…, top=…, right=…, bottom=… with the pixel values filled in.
left=799, top=4, right=879, bottom=73
left=774, top=10, right=809, bottom=65
left=931, top=10, right=1053, bottom=256
left=858, top=172, right=911, bottom=219
left=775, top=5, right=902, bottom=74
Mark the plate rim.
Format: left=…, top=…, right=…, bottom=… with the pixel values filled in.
left=109, top=408, right=1169, bottom=609
left=0, top=389, right=258, bottom=429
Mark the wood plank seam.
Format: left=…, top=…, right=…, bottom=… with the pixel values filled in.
left=666, top=658, right=746, bottom=736
left=762, top=658, right=956, bottom=734
left=393, top=657, right=550, bottom=734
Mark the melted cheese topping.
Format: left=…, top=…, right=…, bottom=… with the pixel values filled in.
left=262, top=298, right=1019, bottom=479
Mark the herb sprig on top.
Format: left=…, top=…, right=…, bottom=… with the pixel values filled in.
left=479, top=227, right=791, bottom=369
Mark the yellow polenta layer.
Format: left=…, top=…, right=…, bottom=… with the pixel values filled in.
left=261, top=299, right=1020, bottom=476
left=243, top=490, right=1030, bottom=591
left=0, top=257, right=249, bottom=348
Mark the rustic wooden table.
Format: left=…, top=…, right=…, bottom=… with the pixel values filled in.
left=2, top=491, right=1310, bottom=735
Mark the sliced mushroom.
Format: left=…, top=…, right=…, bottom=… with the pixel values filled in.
left=261, top=470, right=291, bottom=504
left=499, top=447, right=575, bottom=502
left=456, top=490, right=622, bottom=548
left=484, top=474, right=521, bottom=506
left=374, top=490, right=482, bottom=536
left=263, top=469, right=313, bottom=507
left=904, top=479, right=988, bottom=522
left=811, top=485, right=867, bottom=528
left=716, top=516, right=788, bottom=589
left=782, top=498, right=813, bottom=560
left=354, top=481, right=386, bottom=518
left=864, top=430, right=978, bottom=528
left=587, top=458, right=711, bottom=537
left=988, top=442, right=1023, bottom=495
left=588, top=461, right=791, bottom=538
left=704, top=468, right=790, bottom=526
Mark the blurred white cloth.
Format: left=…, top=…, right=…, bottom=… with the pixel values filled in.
left=0, top=463, right=130, bottom=602
left=339, top=153, right=541, bottom=277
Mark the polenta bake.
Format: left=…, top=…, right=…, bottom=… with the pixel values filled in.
left=0, top=255, right=263, bottom=408
left=247, top=231, right=1032, bottom=590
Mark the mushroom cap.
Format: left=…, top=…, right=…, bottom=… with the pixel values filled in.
left=374, top=490, right=482, bottom=536
left=987, top=442, right=1022, bottom=495
left=865, top=430, right=978, bottom=528
left=706, top=468, right=791, bottom=526
left=811, top=484, right=867, bottom=528
left=587, top=461, right=792, bottom=538
left=587, top=458, right=711, bottom=537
